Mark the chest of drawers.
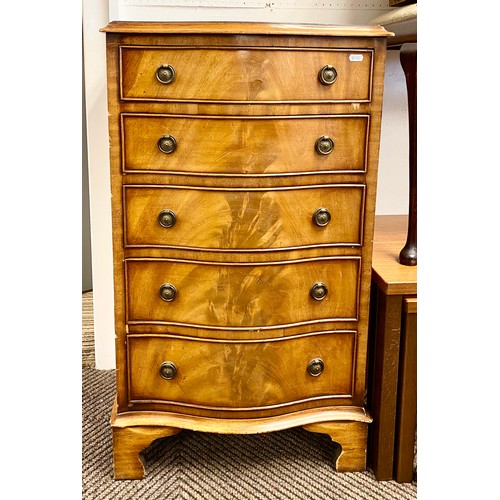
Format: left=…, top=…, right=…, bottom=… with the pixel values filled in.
left=101, top=21, right=392, bottom=480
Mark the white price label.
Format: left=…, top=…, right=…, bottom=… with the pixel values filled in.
left=349, top=54, right=364, bottom=62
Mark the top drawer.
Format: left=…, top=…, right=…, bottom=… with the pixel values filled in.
left=119, top=46, right=373, bottom=103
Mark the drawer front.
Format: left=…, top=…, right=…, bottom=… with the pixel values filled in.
left=127, top=332, right=356, bottom=410
left=121, top=114, right=368, bottom=175
left=124, top=185, right=365, bottom=251
left=125, top=257, right=360, bottom=329
left=120, top=46, right=373, bottom=103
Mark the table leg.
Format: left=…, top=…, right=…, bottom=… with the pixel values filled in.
left=399, top=43, right=417, bottom=266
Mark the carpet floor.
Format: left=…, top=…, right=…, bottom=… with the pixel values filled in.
left=82, top=292, right=417, bottom=499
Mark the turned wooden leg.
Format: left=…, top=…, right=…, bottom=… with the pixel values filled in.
left=399, top=42, right=417, bottom=266
left=112, top=425, right=181, bottom=479
left=303, top=421, right=369, bottom=472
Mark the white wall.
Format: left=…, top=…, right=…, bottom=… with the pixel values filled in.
left=83, top=0, right=115, bottom=369
left=111, top=1, right=391, bottom=24
left=377, top=48, right=409, bottom=215
left=83, top=0, right=410, bottom=369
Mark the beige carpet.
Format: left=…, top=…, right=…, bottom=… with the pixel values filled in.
left=82, top=291, right=417, bottom=499
left=82, top=291, right=95, bottom=367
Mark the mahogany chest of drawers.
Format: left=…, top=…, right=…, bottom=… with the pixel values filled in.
left=101, top=21, right=392, bottom=480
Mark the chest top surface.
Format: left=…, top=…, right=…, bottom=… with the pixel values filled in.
left=101, top=21, right=393, bottom=38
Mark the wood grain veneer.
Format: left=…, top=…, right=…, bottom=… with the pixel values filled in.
left=123, top=184, right=365, bottom=250
left=121, top=114, right=369, bottom=175
left=120, top=46, right=373, bottom=103
left=125, top=256, right=360, bottom=328
left=103, top=21, right=391, bottom=479
left=127, top=332, right=356, bottom=411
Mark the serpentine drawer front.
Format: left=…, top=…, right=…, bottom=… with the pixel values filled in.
left=123, top=184, right=365, bottom=250
left=120, top=47, right=374, bottom=102
left=127, top=332, right=356, bottom=412
left=121, top=114, right=369, bottom=175
left=125, top=257, right=360, bottom=328
left=102, top=21, right=392, bottom=480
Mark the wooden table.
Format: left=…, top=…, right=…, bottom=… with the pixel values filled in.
left=367, top=215, right=417, bottom=482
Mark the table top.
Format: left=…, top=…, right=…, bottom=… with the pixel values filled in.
left=372, top=215, right=417, bottom=296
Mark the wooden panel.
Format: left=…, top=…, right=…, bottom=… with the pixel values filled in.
left=125, top=257, right=360, bottom=329
left=394, top=296, right=417, bottom=482
left=127, top=331, right=356, bottom=410
left=105, top=36, right=129, bottom=413
left=367, top=292, right=402, bottom=480
left=120, top=46, right=373, bottom=103
left=122, top=114, right=369, bottom=175
left=123, top=184, right=365, bottom=251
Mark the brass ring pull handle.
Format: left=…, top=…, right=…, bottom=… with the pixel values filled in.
left=313, top=208, right=331, bottom=227
left=158, top=135, right=177, bottom=154
left=159, top=361, right=177, bottom=380
left=307, top=358, right=325, bottom=377
left=156, top=64, right=176, bottom=84
left=315, top=136, right=334, bottom=155
left=159, top=283, right=177, bottom=302
left=310, top=282, right=328, bottom=301
left=158, top=209, right=176, bottom=228
left=318, top=65, right=337, bottom=85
